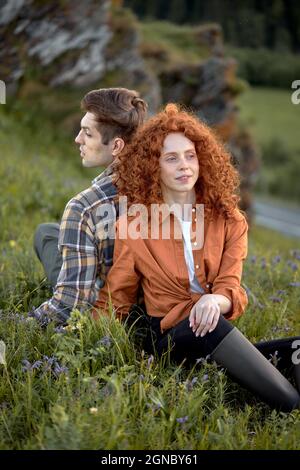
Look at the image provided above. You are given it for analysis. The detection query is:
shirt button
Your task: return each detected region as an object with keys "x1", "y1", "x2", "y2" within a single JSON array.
[
  {"x1": 206, "y1": 284, "x2": 210, "y2": 288},
  {"x1": 192, "y1": 208, "x2": 196, "y2": 213},
  {"x1": 194, "y1": 218, "x2": 197, "y2": 222},
  {"x1": 193, "y1": 242, "x2": 197, "y2": 246},
  {"x1": 195, "y1": 264, "x2": 199, "y2": 269}
]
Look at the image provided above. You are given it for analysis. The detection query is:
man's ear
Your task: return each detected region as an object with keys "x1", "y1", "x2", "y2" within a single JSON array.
[{"x1": 112, "y1": 137, "x2": 125, "y2": 156}]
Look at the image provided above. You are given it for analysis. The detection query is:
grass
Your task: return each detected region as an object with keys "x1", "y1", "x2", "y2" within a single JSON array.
[
  {"x1": 237, "y1": 86, "x2": 300, "y2": 153},
  {"x1": 237, "y1": 86, "x2": 300, "y2": 202},
  {"x1": 139, "y1": 20, "x2": 211, "y2": 70},
  {"x1": 1, "y1": 104, "x2": 300, "y2": 450}
]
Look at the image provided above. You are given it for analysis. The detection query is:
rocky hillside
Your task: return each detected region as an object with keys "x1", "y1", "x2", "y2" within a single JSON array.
[
  {"x1": 0, "y1": 0, "x2": 161, "y2": 111},
  {"x1": 0, "y1": 0, "x2": 259, "y2": 219}
]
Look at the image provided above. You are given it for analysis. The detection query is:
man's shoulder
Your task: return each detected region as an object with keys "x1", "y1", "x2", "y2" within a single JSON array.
[{"x1": 64, "y1": 174, "x2": 117, "y2": 218}]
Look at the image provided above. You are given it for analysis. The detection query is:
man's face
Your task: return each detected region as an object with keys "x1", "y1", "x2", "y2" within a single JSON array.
[{"x1": 75, "y1": 112, "x2": 114, "y2": 168}]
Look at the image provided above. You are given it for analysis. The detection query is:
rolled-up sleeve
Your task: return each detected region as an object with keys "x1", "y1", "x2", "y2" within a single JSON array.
[
  {"x1": 211, "y1": 212, "x2": 248, "y2": 320},
  {"x1": 94, "y1": 222, "x2": 141, "y2": 320}
]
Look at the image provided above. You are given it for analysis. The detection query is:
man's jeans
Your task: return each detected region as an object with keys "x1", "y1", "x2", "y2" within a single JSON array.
[{"x1": 33, "y1": 223, "x2": 62, "y2": 288}]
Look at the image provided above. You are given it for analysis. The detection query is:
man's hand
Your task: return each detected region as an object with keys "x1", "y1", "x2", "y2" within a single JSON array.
[{"x1": 189, "y1": 294, "x2": 221, "y2": 337}]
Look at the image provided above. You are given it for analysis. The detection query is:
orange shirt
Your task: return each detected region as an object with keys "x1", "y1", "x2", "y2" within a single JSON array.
[{"x1": 94, "y1": 206, "x2": 248, "y2": 332}]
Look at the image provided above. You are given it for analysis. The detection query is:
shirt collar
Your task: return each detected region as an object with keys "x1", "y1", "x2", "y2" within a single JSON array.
[
  {"x1": 92, "y1": 164, "x2": 115, "y2": 185},
  {"x1": 155, "y1": 203, "x2": 204, "y2": 225}
]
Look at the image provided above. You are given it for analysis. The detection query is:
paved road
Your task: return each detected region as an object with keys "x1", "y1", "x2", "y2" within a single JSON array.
[{"x1": 253, "y1": 199, "x2": 300, "y2": 238}]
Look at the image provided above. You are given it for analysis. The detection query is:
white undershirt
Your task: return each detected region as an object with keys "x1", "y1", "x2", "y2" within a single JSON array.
[{"x1": 178, "y1": 218, "x2": 205, "y2": 294}]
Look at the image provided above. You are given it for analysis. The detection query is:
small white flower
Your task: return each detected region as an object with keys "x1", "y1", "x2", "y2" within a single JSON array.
[
  {"x1": 89, "y1": 407, "x2": 98, "y2": 414},
  {"x1": 0, "y1": 341, "x2": 6, "y2": 365}
]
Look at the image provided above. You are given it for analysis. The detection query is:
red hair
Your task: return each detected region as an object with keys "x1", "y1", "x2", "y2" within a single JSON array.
[{"x1": 115, "y1": 104, "x2": 241, "y2": 219}]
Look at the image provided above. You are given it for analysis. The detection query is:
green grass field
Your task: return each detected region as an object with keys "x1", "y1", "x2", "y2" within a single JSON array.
[
  {"x1": 237, "y1": 86, "x2": 300, "y2": 152},
  {"x1": 237, "y1": 86, "x2": 300, "y2": 202},
  {"x1": 0, "y1": 105, "x2": 300, "y2": 450},
  {"x1": 139, "y1": 20, "x2": 211, "y2": 69}
]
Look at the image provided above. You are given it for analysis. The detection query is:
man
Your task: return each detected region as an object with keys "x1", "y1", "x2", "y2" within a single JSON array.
[{"x1": 32, "y1": 87, "x2": 147, "y2": 324}]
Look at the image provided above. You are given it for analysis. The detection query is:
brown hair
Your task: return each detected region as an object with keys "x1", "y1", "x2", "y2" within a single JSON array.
[
  {"x1": 116, "y1": 103, "x2": 241, "y2": 220},
  {"x1": 81, "y1": 87, "x2": 147, "y2": 144}
]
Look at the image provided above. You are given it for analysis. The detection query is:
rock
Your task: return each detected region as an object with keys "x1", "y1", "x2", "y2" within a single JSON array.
[
  {"x1": 194, "y1": 23, "x2": 224, "y2": 57},
  {"x1": 0, "y1": 0, "x2": 161, "y2": 112},
  {"x1": 0, "y1": 0, "x2": 28, "y2": 26}
]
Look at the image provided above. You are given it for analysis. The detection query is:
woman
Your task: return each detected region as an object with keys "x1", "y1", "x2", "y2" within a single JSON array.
[{"x1": 95, "y1": 104, "x2": 300, "y2": 412}]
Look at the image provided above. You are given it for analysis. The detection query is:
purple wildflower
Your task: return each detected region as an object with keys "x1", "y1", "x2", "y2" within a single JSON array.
[
  {"x1": 244, "y1": 286, "x2": 252, "y2": 296},
  {"x1": 149, "y1": 403, "x2": 162, "y2": 413},
  {"x1": 287, "y1": 260, "x2": 298, "y2": 271},
  {"x1": 196, "y1": 355, "x2": 210, "y2": 365},
  {"x1": 191, "y1": 376, "x2": 198, "y2": 386},
  {"x1": 28, "y1": 308, "x2": 51, "y2": 327},
  {"x1": 289, "y1": 282, "x2": 300, "y2": 287},
  {"x1": 261, "y1": 258, "x2": 267, "y2": 269},
  {"x1": 272, "y1": 255, "x2": 281, "y2": 265},
  {"x1": 22, "y1": 355, "x2": 68, "y2": 378},
  {"x1": 201, "y1": 373, "x2": 209, "y2": 383},
  {"x1": 53, "y1": 364, "x2": 69, "y2": 377},
  {"x1": 14, "y1": 313, "x2": 28, "y2": 323},
  {"x1": 250, "y1": 255, "x2": 257, "y2": 264},
  {"x1": 277, "y1": 290, "x2": 286, "y2": 295},
  {"x1": 147, "y1": 355, "x2": 154, "y2": 368},
  {"x1": 268, "y1": 296, "x2": 282, "y2": 303},
  {"x1": 196, "y1": 357, "x2": 205, "y2": 365},
  {"x1": 42, "y1": 355, "x2": 57, "y2": 370},
  {"x1": 54, "y1": 326, "x2": 66, "y2": 334},
  {"x1": 253, "y1": 298, "x2": 265, "y2": 309},
  {"x1": 176, "y1": 416, "x2": 188, "y2": 424},
  {"x1": 98, "y1": 336, "x2": 111, "y2": 348},
  {"x1": 271, "y1": 325, "x2": 285, "y2": 334},
  {"x1": 42, "y1": 355, "x2": 67, "y2": 376},
  {"x1": 22, "y1": 359, "x2": 43, "y2": 373},
  {"x1": 291, "y1": 250, "x2": 300, "y2": 261},
  {"x1": 185, "y1": 376, "x2": 198, "y2": 391}
]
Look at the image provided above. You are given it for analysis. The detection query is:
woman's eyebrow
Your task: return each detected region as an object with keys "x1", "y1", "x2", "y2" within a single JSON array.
[{"x1": 163, "y1": 148, "x2": 195, "y2": 155}]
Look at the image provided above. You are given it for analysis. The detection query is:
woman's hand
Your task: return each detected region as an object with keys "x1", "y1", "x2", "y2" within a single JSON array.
[{"x1": 189, "y1": 294, "x2": 221, "y2": 337}]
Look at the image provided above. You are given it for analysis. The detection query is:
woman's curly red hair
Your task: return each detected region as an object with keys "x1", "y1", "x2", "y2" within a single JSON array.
[{"x1": 115, "y1": 103, "x2": 241, "y2": 219}]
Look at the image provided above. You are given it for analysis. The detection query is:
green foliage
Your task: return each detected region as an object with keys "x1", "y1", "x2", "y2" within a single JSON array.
[
  {"x1": 0, "y1": 105, "x2": 300, "y2": 449},
  {"x1": 169, "y1": 0, "x2": 187, "y2": 25},
  {"x1": 228, "y1": 47, "x2": 300, "y2": 89},
  {"x1": 139, "y1": 20, "x2": 211, "y2": 69},
  {"x1": 237, "y1": 86, "x2": 300, "y2": 202},
  {"x1": 258, "y1": 140, "x2": 300, "y2": 200},
  {"x1": 139, "y1": 16, "x2": 300, "y2": 90},
  {"x1": 124, "y1": 0, "x2": 300, "y2": 54}
]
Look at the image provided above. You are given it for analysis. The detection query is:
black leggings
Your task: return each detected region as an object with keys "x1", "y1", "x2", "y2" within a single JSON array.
[
  {"x1": 145, "y1": 314, "x2": 300, "y2": 373},
  {"x1": 145, "y1": 314, "x2": 233, "y2": 364}
]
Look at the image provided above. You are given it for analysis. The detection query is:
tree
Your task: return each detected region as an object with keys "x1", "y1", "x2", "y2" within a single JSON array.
[{"x1": 169, "y1": 0, "x2": 187, "y2": 24}]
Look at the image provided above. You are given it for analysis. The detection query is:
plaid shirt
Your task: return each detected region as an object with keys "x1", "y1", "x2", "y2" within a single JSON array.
[{"x1": 33, "y1": 166, "x2": 118, "y2": 324}]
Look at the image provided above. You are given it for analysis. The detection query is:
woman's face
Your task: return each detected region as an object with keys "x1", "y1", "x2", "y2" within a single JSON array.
[{"x1": 159, "y1": 132, "x2": 199, "y2": 198}]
